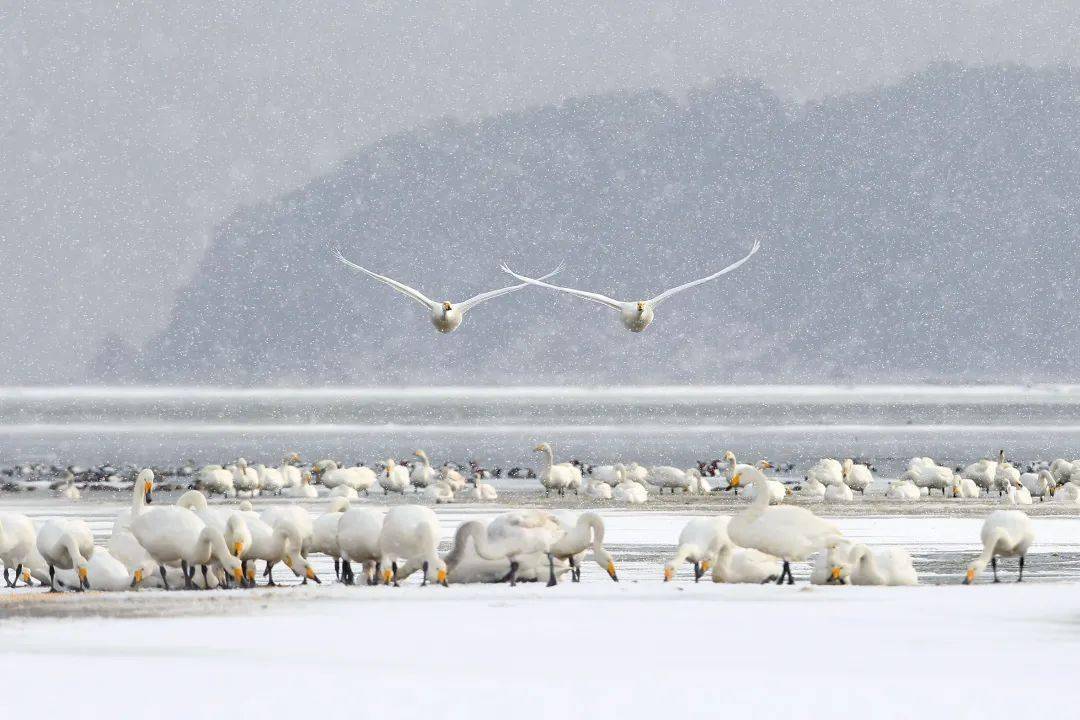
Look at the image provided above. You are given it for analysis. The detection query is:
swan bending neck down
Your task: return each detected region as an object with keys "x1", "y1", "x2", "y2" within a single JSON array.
[
  {"x1": 964, "y1": 510, "x2": 1034, "y2": 584},
  {"x1": 550, "y1": 513, "x2": 618, "y2": 583}
]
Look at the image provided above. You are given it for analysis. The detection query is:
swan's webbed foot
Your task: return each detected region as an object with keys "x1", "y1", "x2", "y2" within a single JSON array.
[{"x1": 499, "y1": 561, "x2": 520, "y2": 587}]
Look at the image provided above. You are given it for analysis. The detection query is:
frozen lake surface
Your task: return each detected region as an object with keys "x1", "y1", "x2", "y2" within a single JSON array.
[{"x1": 1, "y1": 496, "x2": 1079, "y2": 719}]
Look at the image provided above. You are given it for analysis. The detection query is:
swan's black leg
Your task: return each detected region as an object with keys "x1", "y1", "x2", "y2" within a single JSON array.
[
  {"x1": 48, "y1": 565, "x2": 57, "y2": 593},
  {"x1": 546, "y1": 554, "x2": 557, "y2": 587},
  {"x1": 266, "y1": 561, "x2": 276, "y2": 586},
  {"x1": 3, "y1": 567, "x2": 10, "y2": 588},
  {"x1": 160, "y1": 564, "x2": 169, "y2": 590},
  {"x1": 569, "y1": 556, "x2": 579, "y2": 583},
  {"x1": 422, "y1": 561, "x2": 429, "y2": 587},
  {"x1": 1018, "y1": 555, "x2": 1025, "y2": 582},
  {"x1": 372, "y1": 561, "x2": 380, "y2": 586},
  {"x1": 693, "y1": 561, "x2": 702, "y2": 583},
  {"x1": 391, "y1": 561, "x2": 399, "y2": 587},
  {"x1": 334, "y1": 557, "x2": 341, "y2": 581},
  {"x1": 342, "y1": 560, "x2": 353, "y2": 585},
  {"x1": 13, "y1": 564, "x2": 23, "y2": 588},
  {"x1": 201, "y1": 564, "x2": 209, "y2": 588},
  {"x1": 181, "y1": 560, "x2": 191, "y2": 589},
  {"x1": 775, "y1": 561, "x2": 786, "y2": 585},
  {"x1": 499, "y1": 560, "x2": 519, "y2": 586},
  {"x1": 992, "y1": 557, "x2": 999, "y2": 583}
]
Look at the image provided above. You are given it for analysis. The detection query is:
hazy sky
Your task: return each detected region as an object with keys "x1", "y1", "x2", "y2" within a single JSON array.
[{"x1": 2, "y1": 1, "x2": 1078, "y2": 382}]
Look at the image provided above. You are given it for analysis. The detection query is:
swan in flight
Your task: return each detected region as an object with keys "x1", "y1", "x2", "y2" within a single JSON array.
[
  {"x1": 500, "y1": 238, "x2": 759, "y2": 332},
  {"x1": 333, "y1": 249, "x2": 561, "y2": 333}
]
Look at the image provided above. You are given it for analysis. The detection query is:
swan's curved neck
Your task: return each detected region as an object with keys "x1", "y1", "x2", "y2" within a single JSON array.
[
  {"x1": 63, "y1": 533, "x2": 85, "y2": 567},
  {"x1": 979, "y1": 528, "x2": 1006, "y2": 564},
  {"x1": 417, "y1": 451, "x2": 430, "y2": 469},
  {"x1": 540, "y1": 446, "x2": 554, "y2": 468}
]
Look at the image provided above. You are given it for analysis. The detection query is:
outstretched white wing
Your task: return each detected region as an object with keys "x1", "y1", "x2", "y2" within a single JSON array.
[
  {"x1": 647, "y1": 238, "x2": 761, "y2": 306},
  {"x1": 456, "y1": 263, "x2": 565, "y2": 314},
  {"x1": 333, "y1": 249, "x2": 439, "y2": 311},
  {"x1": 499, "y1": 264, "x2": 626, "y2": 311}
]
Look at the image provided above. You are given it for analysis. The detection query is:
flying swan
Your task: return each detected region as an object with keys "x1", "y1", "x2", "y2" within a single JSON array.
[
  {"x1": 499, "y1": 238, "x2": 760, "y2": 332},
  {"x1": 333, "y1": 249, "x2": 561, "y2": 333}
]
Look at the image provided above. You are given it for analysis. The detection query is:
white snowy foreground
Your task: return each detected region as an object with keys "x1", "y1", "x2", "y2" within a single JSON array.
[{"x1": 2, "y1": 505, "x2": 1080, "y2": 718}]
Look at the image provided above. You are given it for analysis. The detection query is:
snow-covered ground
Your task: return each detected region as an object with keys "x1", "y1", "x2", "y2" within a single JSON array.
[{"x1": 2, "y1": 496, "x2": 1079, "y2": 718}]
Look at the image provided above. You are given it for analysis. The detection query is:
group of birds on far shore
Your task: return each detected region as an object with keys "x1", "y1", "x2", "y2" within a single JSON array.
[
  {"x1": 0, "y1": 463, "x2": 1035, "y2": 595},
  {"x1": 7, "y1": 447, "x2": 1080, "y2": 509},
  {"x1": 332, "y1": 239, "x2": 761, "y2": 333}
]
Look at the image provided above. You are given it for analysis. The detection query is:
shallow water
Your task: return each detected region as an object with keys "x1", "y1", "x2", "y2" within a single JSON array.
[{"x1": 4, "y1": 385, "x2": 1080, "y2": 473}]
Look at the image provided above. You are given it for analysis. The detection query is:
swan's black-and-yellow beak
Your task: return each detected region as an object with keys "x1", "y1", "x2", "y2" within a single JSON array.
[
  {"x1": 663, "y1": 566, "x2": 674, "y2": 582},
  {"x1": 963, "y1": 568, "x2": 975, "y2": 585},
  {"x1": 144, "y1": 480, "x2": 153, "y2": 504},
  {"x1": 636, "y1": 301, "x2": 645, "y2": 313},
  {"x1": 79, "y1": 566, "x2": 89, "y2": 589},
  {"x1": 437, "y1": 568, "x2": 448, "y2": 587},
  {"x1": 383, "y1": 568, "x2": 394, "y2": 585},
  {"x1": 730, "y1": 474, "x2": 741, "y2": 488},
  {"x1": 22, "y1": 569, "x2": 32, "y2": 585},
  {"x1": 233, "y1": 542, "x2": 244, "y2": 557},
  {"x1": 132, "y1": 569, "x2": 144, "y2": 588},
  {"x1": 607, "y1": 561, "x2": 618, "y2": 582},
  {"x1": 442, "y1": 301, "x2": 452, "y2": 311},
  {"x1": 306, "y1": 566, "x2": 321, "y2": 584},
  {"x1": 829, "y1": 567, "x2": 842, "y2": 583}
]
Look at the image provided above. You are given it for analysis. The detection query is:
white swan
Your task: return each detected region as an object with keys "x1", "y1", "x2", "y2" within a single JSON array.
[
  {"x1": 55, "y1": 548, "x2": 140, "y2": 592},
  {"x1": 36, "y1": 518, "x2": 95, "y2": 591},
  {"x1": 964, "y1": 510, "x2": 1034, "y2": 584},
  {"x1": 500, "y1": 239, "x2": 760, "y2": 332},
  {"x1": 711, "y1": 543, "x2": 782, "y2": 584},
  {"x1": 534, "y1": 442, "x2": 580, "y2": 497},
  {"x1": 663, "y1": 517, "x2": 728, "y2": 582},
  {"x1": 131, "y1": 506, "x2": 244, "y2": 589},
  {"x1": 330, "y1": 485, "x2": 359, "y2": 499},
  {"x1": 1054, "y1": 482, "x2": 1080, "y2": 505},
  {"x1": 228, "y1": 458, "x2": 260, "y2": 497},
  {"x1": 378, "y1": 505, "x2": 447, "y2": 586},
  {"x1": 886, "y1": 478, "x2": 922, "y2": 500},
  {"x1": 241, "y1": 513, "x2": 320, "y2": 586},
  {"x1": 457, "y1": 510, "x2": 564, "y2": 586},
  {"x1": 334, "y1": 248, "x2": 561, "y2": 333},
  {"x1": 410, "y1": 450, "x2": 438, "y2": 490},
  {"x1": 0, "y1": 512, "x2": 37, "y2": 587},
  {"x1": 442, "y1": 465, "x2": 468, "y2": 492},
  {"x1": 380, "y1": 459, "x2": 409, "y2": 495},
  {"x1": 255, "y1": 464, "x2": 285, "y2": 495},
  {"x1": 613, "y1": 474, "x2": 648, "y2": 504},
  {"x1": 1003, "y1": 477, "x2": 1033, "y2": 506},
  {"x1": 443, "y1": 522, "x2": 571, "y2": 584},
  {"x1": 260, "y1": 505, "x2": 315, "y2": 552},
  {"x1": 177, "y1": 490, "x2": 253, "y2": 582},
  {"x1": 1049, "y1": 458, "x2": 1074, "y2": 485},
  {"x1": 648, "y1": 466, "x2": 694, "y2": 494},
  {"x1": 423, "y1": 480, "x2": 456, "y2": 504},
  {"x1": 730, "y1": 466, "x2": 788, "y2": 505},
  {"x1": 903, "y1": 457, "x2": 952, "y2": 496},
  {"x1": 841, "y1": 459, "x2": 873, "y2": 494},
  {"x1": 336, "y1": 507, "x2": 386, "y2": 585},
  {"x1": 310, "y1": 498, "x2": 350, "y2": 580},
  {"x1": 196, "y1": 464, "x2": 234, "y2": 498},
  {"x1": 799, "y1": 475, "x2": 828, "y2": 498},
  {"x1": 468, "y1": 477, "x2": 498, "y2": 501},
  {"x1": 827, "y1": 543, "x2": 918, "y2": 586},
  {"x1": 583, "y1": 480, "x2": 613, "y2": 500},
  {"x1": 727, "y1": 474, "x2": 843, "y2": 584},
  {"x1": 1020, "y1": 470, "x2": 1054, "y2": 502},
  {"x1": 993, "y1": 451, "x2": 1021, "y2": 496},
  {"x1": 806, "y1": 458, "x2": 843, "y2": 488},
  {"x1": 549, "y1": 512, "x2": 618, "y2": 583},
  {"x1": 960, "y1": 458, "x2": 997, "y2": 494},
  {"x1": 947, "y1": 473, "x2": 978, "y2": 499},
  {"x1": 284, "y1": 471, "x2": 320, "y2": 498},
  {"x1": 823, "y1": 474, "x2": 854, "y2": 502},
  {"x1": 590, "y1": 464, "x2": 625, "y2": 485},
  {"x1": 280, "y1": 454, "x2": 303, "y2": 488}
]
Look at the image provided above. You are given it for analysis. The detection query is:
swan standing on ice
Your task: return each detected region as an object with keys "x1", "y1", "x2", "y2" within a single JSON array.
[
  {"x1": 379, "y1": 505, "x2": 448, "y2": 586},
  {"x1": 131, "y1": 506, "x2": 245, "y2": 589},
  {"x1": 1020, "y1": 470, "x2": 1055, "y2": 502},
  {"x1": 310, "y1": 497, "x2": 350, "y2": 581},
  {"x1": 961, "y1": 457, "x2": 998, "y2": 495},
  {"x1": 648, "y1": 466, "x2": 695, "y2": 494},
  {"x1": 711, "y1": 543, "x2": 782, "y2": 584},
  {"x1": 410, "y1": 450, "x2": 438, "y2": 491},
  {"x1": 963, "y1": 510, "x2": 1034, "y2": 584},
  {"x1": 727, "y1": 475, "x2": 843, "y2": 585},
  {"x1": 380, "y1": 459, "x2": 410, "y2": 495},
  {"x1": 1049, "y1": 458, "x2": 1074, "y2": 486},
  {"x1": 903, "y1": 457, "x2": 952, "y2": 496},
  {"x1": 613, "y1": 469, "x2": 649, "y2": 504},
  {"x1": 55, "y1": 549, "x2": 142, "y2": 592},
  {"x1": 841, "y1": 459, "x2": 873, "y2": 494},
  {"x1": 334, "y1": 248, "x2": 560, "y2": 333},
  {"x1": 336, "y1": 508, "x2": 385, "y2": 585},
  {"x1": 456, "y1": 510, "x2": 564, "y2": 586},
  {"x1": 198, "y1": 464, "x2": 235, "y2": 497},
  {"x1": 549, "y1": 512, "x2": 618, "y2": 583},
  {"x1": 806, "y1": 458, "x2": 843, "y2": 489},
  {"x1": 534, "y1": 442, "x2": 581, "y2": 497},
  {"x1": 242, "y1": 514, "x2": 320, "y2": 586},
  {"x1": 255, "y1": 464, "x2": 285, "y2": 495},
  {"x1": 0, "y1": 512, "x2": 37, "y2": 587},
  {"x1": 443, "y1": 522, "x2": 571, "y2": 584},
  {"x1": 886, "y1": 478, "x2": 922, "y2": 500},
  {"x1": 1054, "y1": 482, "x2": 1080, "y2": 505},
  {"x1": 423, "y1": 480, "x2": 456, "y2": 504},
  {"x1": 664, "y1": 517, "x2": 729, "y2": 582},
  {"x1": 36, "y1": 519, "x2": 95, "y2": 591},
  {"x1": 993, "y1": 451, "x2": 1021, "y2": 496},
  {"x1": 1003, "y1": 478, "x2": 1033, "y2": 506},
  {"x1": 500, "y1": 239, "x2": 760, "y2": 332}
]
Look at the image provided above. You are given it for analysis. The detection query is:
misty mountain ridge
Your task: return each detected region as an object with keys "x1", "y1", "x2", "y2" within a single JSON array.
[{"x1": 128, "y1": 63, "x2": 1080, "y2": 386}]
